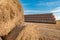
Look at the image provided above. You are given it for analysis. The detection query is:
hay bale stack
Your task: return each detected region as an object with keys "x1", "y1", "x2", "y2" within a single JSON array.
[{"x1": 0, "y1": 0, "x2": 24, "y2": 36}]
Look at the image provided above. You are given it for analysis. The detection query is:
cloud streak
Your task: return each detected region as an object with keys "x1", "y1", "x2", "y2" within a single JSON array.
[
  {"x1": 24, "y1": 10, "x2": 41, "y2": 14},
  {"x1": 37, "y1": 1, "x2": 60, "y2": 6},
  {"x1": 24, "y1": 10, "x2": 40, "y2": 13},
  {"x1": 24, "y1": 10, "x2": 49, "y2": 14},
  {"x1": 50, "y1": 7, "x2": 60, "y2": 20},
  {"x1": 50, "y1": 7, "x2": 60, "y2": 13}
]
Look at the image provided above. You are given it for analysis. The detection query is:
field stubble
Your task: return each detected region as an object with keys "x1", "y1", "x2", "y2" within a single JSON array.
[{"x1": 15, "y1": 21, "x2": 60, "y2": 40}]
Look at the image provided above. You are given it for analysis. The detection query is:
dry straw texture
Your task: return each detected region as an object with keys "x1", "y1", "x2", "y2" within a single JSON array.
[
  {"x1": 16, "y1": 23, "x2": 40, "y2": 40},
  {"x1": 15, "y1": 21, "x2": 60, "y2": 40},
  {"x1": 0, "y1": 0, "x2": 24, "y2": 36}
]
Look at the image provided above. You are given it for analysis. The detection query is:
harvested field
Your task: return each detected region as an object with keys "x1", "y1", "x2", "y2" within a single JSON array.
[
  {"x1": 1, "y1": 21, "x2": 60, "y2": 40},
  {"x1": 24, "y1": 21, "x2": 60, "y2": 30},
  {"x1": 15, "y1": 21, "x2": 60, "y2": 40}
]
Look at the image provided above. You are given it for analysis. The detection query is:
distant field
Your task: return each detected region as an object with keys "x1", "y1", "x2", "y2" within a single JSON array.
[
  {"x1": 16, "y1": 21, "x2": 60, "y2": 40},
  {"x1": 25, "y1": 20, "x2": 60, "y2": 30}
]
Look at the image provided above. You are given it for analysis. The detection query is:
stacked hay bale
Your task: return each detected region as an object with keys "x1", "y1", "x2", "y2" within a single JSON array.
[
  {"x1": 0, "y1": 0, "x2": 24, "y2": 37},
  {"x1": 24, "y1": 13, "x2": 56, "y2": 24}
]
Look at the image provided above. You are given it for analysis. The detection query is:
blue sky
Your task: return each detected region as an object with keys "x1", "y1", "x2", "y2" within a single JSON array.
[{"x1": 20, "y1": 0, "x2": 60, "y2": 20}]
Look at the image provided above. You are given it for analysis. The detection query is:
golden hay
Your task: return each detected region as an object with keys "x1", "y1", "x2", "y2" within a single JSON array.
[
  {"x1": 15, "y1": 21, "x2": 60, "y2": 40},
  {"x1": 16, "y1": 24, "x2": 40, "y2": 40},
  {"x1": 0, "y1": 0, "x2": 24, "y2": 36}
]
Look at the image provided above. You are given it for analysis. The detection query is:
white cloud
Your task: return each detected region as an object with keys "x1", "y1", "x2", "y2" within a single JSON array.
[
  {"x1": 37, "y1": 1, "x2": 60, "y2": 6},
  {"x1": 24, "y1": 10, "x2": 49, "y2": 14},
  {"x1": 24, "y1": 10, "x2": 40, "y2": 13},
  {"x1": 24, "y1": 10, "x2": 41, "y2": 15},
  {"x1": 50, "y1": 7, "x2": 60, "y2": 20},
  {"x1": 55, "y1": 16, "x2": 60, "y2": 20},
  {"x1": 50, "y1": 7, "x2": 60, "y2": 13}
]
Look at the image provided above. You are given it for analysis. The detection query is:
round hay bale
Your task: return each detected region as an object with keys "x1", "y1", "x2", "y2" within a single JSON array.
[{"x1": 0, "y1": 0, "x2": 24, "y2": 36}]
